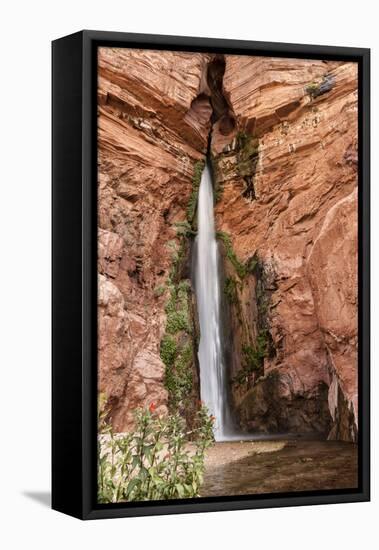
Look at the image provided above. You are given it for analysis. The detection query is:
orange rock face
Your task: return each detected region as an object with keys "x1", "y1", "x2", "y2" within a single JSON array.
[
  {"x1": 214, "y1": 56, "x2": 358, "y2": 440},
  {"x1": 307, "y1": 189, "x2": 358, "y2": 439},
  {"x1": 97, "y1": 48, "x2": 210, "y2": 431},
  {"x1": 97, "y1": 48, "x2": 358, "y2": 441}
]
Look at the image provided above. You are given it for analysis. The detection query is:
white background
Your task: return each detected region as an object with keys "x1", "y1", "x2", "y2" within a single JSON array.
[{"x1": 0, "y1": 0, "x2": 376, "y2": 548}]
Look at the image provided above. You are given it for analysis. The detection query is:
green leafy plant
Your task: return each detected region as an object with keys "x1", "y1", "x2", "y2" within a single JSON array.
[
  {"x1": 224, "y1": 276, "x2": 239, "y2": 304},
  {"x1": 160, "y1": 335, "x2": 177, "y2": 368},
  {"x1": 161, "y1": 222, "x2": 197, "y2": 413},
  {"x1": 305, "y1": 82, "x2": 320, "y2": 98},
  {"x1": 173, "y1": 220, "x2": 197, "y2": 238},
  {"x1": 305, "y1": 75, "x2": 334, "y2": 99},
  {"x1": 164, "y1": 284, "x2": 191, "y2": 335},
  {"x1": 166, "y1": 310, "x2": 190, "y2": 334},
  {"x1": 158, "y1": 161, "x2": 204, "y2": 415},
  {"x1": 164, "y1": 342, "x2": 193, "y2": 406},
  {"x1": 233, "y1": 330, "x2": 268, "y2": 386},
  {"x1": 160, "y1": 280, "x2": 195, "y2": 410},
  {"x1": 98, "y1": 402, "x2": 214, "y2": 503}
]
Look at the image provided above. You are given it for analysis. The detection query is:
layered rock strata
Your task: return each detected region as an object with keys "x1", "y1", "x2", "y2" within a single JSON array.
[
  {"x1": 97, "y1": 48, "x2": 211, "y2": 430},
  {"x1": 97, "y1": 48, "x2": 358, "y2": 441},
  {"x1": 213, "y1": 57, "x2": 358, "y2": 440}
]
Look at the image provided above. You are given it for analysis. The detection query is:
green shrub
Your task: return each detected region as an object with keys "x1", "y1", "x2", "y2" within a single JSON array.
[
  {"x1": 173, "y1": 220, "x2": 197, "y2": 238},
  {"x1": 305, "y1": 82, "x2": 320, "y2": 98},
  {"x1": 164, "y1": 284, "x2": 177, "y2": 313},
  {"x1": 233, "y1": 330, "x2": 268, "y2": 386},
  {"x1": 224, "y1": 276, "x2": 239, "y2": 304},
  {"x1": 166, "y1": 310, "x2": 190, "y2": 334},
  {"x1": 164, "y1": 284, "x2": 191, "y2": 335},
  {"x1": 177, "y1": 280, "x2": 191, "y2": 292},
  {"x1": 305, "y1": 75, "x2": 334, "y2": 99},
  {"x1": 161, "y1": 157, "x2": 205, "y2": 412},
  {"x1": 164, "y1": 343, "x2": 193, "y2": 406},
  {"x1": 160, "y1": 335, "x2": 177, "y2": 368},
  {"x1": 160, "y1": 280, "x2": 195, "y2": 410},
  {"x1": 98, "y1": 404, "x2": 214, "y2": 503}
]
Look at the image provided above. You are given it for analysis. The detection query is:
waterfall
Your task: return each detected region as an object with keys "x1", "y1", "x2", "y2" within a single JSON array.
[{"x1": 195, "y1": 164, "x2": 232, "y2": 441}]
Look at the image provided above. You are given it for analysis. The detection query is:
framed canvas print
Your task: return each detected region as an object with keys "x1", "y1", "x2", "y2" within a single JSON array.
[{"x1": 52, "y1": 30, "x2": 370, "y2": 520}]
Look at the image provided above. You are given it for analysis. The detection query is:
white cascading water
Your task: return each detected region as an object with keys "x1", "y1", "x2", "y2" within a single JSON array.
[{"x1": 195, "y1": 164, "x2": 231, "y2": 441}]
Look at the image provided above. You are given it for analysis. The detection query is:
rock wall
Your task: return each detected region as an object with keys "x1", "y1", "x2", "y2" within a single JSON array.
[
  {"x1": 97, "y1": 48, "x2": 358, "y2": 441},
  {"x1": 212, "y1": 56, "x2": 358, "y2": 440},
  {"x1": 97, "y1": 48, "x2": 211, "y2": 431}
]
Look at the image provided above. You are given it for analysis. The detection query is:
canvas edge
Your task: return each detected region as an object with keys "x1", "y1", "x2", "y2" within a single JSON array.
[{"x1": 52, "y1": 30, "x2": 370, "y2": 520}]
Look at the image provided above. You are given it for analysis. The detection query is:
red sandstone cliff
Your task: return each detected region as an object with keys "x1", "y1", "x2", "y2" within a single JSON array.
[
  {"x1": 97, "y1": 48, "x2": 210, "y2": 430},
  {"x1": 213, "y1": 56, "x2": 358, "y2": 440},
  {"x1": 97, "y1": 48, "x2": 358, "y2": 441}
]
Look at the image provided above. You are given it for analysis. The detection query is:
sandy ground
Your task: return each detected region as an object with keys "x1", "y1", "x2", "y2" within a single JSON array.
[
  {"x1": 201, "y1": 439, "x2": 358, "y2": 497},
  {"x1": 204, "y1": 440, "x2": 287, "y2": 467}
]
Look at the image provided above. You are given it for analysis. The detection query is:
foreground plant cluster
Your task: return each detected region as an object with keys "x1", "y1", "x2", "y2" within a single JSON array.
[{"x1": 98, "y1": 398, "x2": 214, "y2": 503}]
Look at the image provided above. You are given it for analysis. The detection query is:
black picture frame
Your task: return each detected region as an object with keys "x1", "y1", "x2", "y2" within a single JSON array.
[{"x1": 52, "y1": 30, "x2": 370, "y2": 520}]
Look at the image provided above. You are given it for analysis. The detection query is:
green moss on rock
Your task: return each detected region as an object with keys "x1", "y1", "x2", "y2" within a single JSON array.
[
  {"x1": 224, "y1": 276, "x2": 239, "y2": 304},
  {"x1": 160, "y1": 335, "x2": 177, "y2": 369},
  {"x1": 305, "y1": 75, "x2": 335, "y2": 99},
  {"x1": 173, "y1": 220, "x2": 197, "y2": 238},
  {"x1": 161, "y1": 281, "x2": 195, "y2": 411},
  {"x1": 161, "y1": 158, "x2": 205, "y2": 411},
  {"x1": 216, "y1": 231, "x2": 256, "y2": 280},
  {"x1": 232, "y1": 330, "x2": 268, "y2": 386}
]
